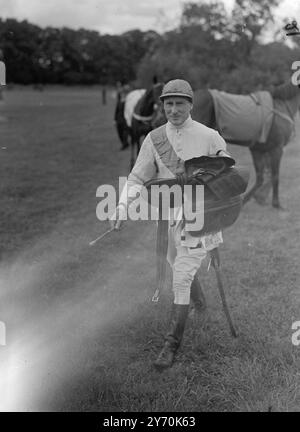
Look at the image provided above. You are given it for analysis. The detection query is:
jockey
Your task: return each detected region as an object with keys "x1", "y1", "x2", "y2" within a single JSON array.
[{"x1": 110, "y1": 79, "x2": 230, "y2": 370}]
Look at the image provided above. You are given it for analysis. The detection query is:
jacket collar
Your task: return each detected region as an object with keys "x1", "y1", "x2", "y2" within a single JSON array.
[{"x1": 167, "y1": 115, "x2": 193, "y2": 131}]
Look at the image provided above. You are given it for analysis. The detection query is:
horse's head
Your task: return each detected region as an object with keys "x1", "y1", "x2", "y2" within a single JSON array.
[
  {"x1": 151, "y1": 102, "x2": 167, "y2": 128},
  {"x1": 137, "y1": 82, "x2": 164, "y2": 117},
  {"x1": 146, "y1": 82, "x2": 165, "y2": 128},
  {"x1": 152, "y1": 82, "x2": 164, "y2": 104}
]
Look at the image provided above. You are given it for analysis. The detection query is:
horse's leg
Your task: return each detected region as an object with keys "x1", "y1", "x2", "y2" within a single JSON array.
[
  {"x1": 115, "y1": 121, "x2": 125, "y2": 150},
  {"x1": 243, "y1": 149, "x2": 265, "y2": 204},
  {"x1": 119, "y1": 123, "x2": 130, "y2": 150},
  {"x1": 253, "y1": 153, "x2": 272, "y2": 204},
  {"x1": 121, "y1": 124, "x2": 130, "y2": 150},
  {"x1": 269, "y1": 146, "x2": 284, "y2": 209}
]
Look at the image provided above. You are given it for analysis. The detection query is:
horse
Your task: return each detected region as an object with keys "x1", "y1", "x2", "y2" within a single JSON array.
[
  {"x1": 114, "y1": 83, "x2": 164, "y2": 167},
  {"x1": 129, "y1": 82, "x2": 164, "y2": 169},
  {"x1": 152, "y1": 82, "x2": 300, "y2": 209},
  {"x1": 125, "y1": 82, "x2": 164, "y2": 169}
]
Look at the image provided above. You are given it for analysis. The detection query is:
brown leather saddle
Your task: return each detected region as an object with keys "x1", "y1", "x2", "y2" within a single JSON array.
[{"x1": 145, "y1": 155, "x2": 249, "y2": 236}]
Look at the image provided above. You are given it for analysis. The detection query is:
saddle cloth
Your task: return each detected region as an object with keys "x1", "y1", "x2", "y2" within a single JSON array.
[
  {"x1": 208, "y1": 89, "x2": 274, "y2": 144},
  {"x1": 124, "y1": 89, "x2": 145, "y2": 127}
]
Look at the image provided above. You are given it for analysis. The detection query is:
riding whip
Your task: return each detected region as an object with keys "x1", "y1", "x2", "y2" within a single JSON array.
[{"x1": 89, "y1": 227, "x2": 115, "y2": 246}]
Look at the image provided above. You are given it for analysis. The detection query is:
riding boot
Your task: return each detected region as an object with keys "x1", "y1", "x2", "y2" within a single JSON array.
[
  {"x1": 153, "y1": 304, "x2": 189, "y2": 370},
  {"x1": 190, "y1": 276, "x2": 206, "y2": 312}
]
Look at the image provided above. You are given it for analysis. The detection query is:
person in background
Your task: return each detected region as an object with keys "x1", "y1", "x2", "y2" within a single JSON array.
[{"x1": 114, "y1": 82, "x2": 131, "y2": 150}]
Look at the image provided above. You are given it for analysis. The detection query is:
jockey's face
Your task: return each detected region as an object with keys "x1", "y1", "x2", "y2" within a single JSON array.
[{"x1": 163, "y1": 96, "x2": 193, "y2": 126}]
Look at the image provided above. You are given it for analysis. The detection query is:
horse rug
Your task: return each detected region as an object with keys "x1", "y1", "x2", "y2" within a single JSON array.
[
  {"x1": 124, "y1": 89, "x2": 146, "y2": 127},
  {"x1": 208, "y1": 89, "x2": 274, "y2": 144}
]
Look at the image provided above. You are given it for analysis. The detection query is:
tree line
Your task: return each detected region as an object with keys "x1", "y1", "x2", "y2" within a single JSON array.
[
  {"x1": 0, "y1": 18, "x2": 161, "y2": 85},
  {"x1": 1, "y1": 0, "x2": 300, "y2": 92},
  {"x1": 137, "y1": 0, "x2": 300, "y2": 92}
]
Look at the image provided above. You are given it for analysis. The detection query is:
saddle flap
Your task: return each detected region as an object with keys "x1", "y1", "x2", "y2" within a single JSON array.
[{"x1": 204, "y1": 166, "x2": 249, "y2": 200}]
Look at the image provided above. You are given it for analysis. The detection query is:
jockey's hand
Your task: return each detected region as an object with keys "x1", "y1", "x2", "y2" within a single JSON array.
[{"x1": 109, "y1": 204, "x2": 127, "y2": 231}]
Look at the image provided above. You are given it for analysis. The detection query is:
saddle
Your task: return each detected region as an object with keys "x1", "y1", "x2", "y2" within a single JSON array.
[{"x1": 145, "y1": 155, "x2": 249, "y2": 237}]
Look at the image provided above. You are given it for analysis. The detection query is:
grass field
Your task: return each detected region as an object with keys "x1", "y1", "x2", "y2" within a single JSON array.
[{"x1": 0, "y1": 86, "x2": 300, "y2": 412}]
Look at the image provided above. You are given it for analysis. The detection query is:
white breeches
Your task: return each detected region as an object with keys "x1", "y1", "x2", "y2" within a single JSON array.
[{"x1": 167, "y1": 226, "x2": 207, "y2": 305}]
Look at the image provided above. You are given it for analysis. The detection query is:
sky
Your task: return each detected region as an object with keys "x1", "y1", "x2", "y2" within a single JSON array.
[{"x1": 0, "y1": 0, "x2": 299, "y2": 35}]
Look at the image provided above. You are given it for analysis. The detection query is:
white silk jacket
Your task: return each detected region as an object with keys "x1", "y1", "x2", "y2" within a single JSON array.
[{"x1": 118, "y1": 115, "x2": 230, "y2": 249}]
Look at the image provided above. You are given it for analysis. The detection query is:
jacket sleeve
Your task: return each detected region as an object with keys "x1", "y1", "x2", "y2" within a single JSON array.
[
  {"x1": 118, "y1": 134, "x2": 157, "y2": 209},
  {"x1": 210, "y1": 130, "x2": 231, "y2": 157}
]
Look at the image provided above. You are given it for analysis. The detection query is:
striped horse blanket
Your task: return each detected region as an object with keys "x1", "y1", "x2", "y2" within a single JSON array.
[{"x1": 208, "y1": 89, "x2": 274, "y2": 145}]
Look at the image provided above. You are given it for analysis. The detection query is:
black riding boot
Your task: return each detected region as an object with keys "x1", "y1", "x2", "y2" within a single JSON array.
[
  {"x1": 153, "y1": 304, "x2": 189, "y2": 370},
  {"x1": 190, "y1": 275, "x2": 206, "y2": 312}
]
